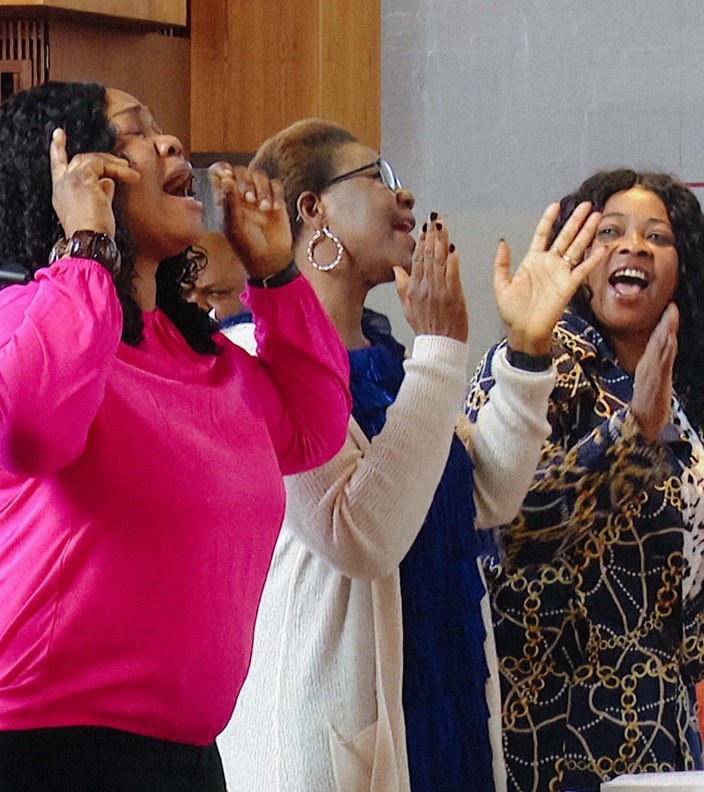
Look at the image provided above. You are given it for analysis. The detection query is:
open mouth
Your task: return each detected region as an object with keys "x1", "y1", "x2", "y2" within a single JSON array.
[
  {"x1": 163, "y1": 170, "x2": 195, "y2": 198},
  {"x1": 609, "y1": 266, "x2": 649, "y2": 296}
]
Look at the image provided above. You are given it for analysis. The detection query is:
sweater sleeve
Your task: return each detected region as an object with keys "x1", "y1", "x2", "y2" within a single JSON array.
[
  {"x1": 282, "y1": 335, "x2": 469, "y2": 579},
  {"x1": 0, "y1": 258, "x2": 122, "y2": 475},
  {"x1": 456, "y1": 346, "x2": 555, "y2": 528},
  {"x1": 242, "y1": 274, "x2": 351, "y2": 475}
]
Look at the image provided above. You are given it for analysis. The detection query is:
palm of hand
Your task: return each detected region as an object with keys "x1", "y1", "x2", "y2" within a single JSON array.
[
  {"x1": 494, "y1": 201, "x2": 606, "y2": 353},
  {"x1": 226, "y1": 200, "x2": 292, "y2": 271},
  {"x1": 631, "y1": 303, "x2": 678, "y2": 441},
  {"x1": 497, "y1": 250, "x2": 575, "y2": 342}
]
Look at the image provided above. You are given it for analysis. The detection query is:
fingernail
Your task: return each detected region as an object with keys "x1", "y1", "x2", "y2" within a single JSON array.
[
  {"x1": 422, "y1": 222, "x2": 427, "y2": 233},
  {"x1": 435, "y1": 223, "x2": 443, "y2": 231},
  {"x1": 449, "y1": 244, "x2": 455, "y2": 253},
  {"x1": 430, "y1": 211, "x2": 438, "y2": 221}
]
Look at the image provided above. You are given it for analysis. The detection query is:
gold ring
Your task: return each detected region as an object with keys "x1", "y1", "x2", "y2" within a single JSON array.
[{"x1": 562, "y1": 252, "x2": 578, "y2": 267}]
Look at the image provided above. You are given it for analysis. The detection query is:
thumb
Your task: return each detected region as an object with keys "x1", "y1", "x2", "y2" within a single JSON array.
[
  {"x1": 49, "y1": 128, "x2": 68, "y2": 187},
  {"x1": 99, "y1": 176, "x2": 116, "y2": 204},
  {"x1": 493, "y1": 239, "x2": 511, "y2": 297},
  {"x1": 394, "y1": 266, "x2": 410, "y2": 306},
  {"x1": 660, "y1": 301, "x2": 680, "y2": 333}
]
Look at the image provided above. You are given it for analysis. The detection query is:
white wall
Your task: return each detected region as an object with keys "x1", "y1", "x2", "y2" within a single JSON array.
[{"x1": 373, "y1": 0, "x2": 704, "y2": 368}]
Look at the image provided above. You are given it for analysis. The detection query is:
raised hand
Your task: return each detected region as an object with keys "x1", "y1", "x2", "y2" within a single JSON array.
[
  {"x1": 208, "y1": 163, "x2": 292, "y2": 280},
  {"x1": 49, "y1": 128, "x2": 139, "y2": 238},
  {"x1": 394, "y1": 214, "x2": 468, "y2": 342},
  {"x1": 631, "y1": 302, "x2": 678, "y2": 442},
  {"x1": 495, "y1": 201, "x2": 607, "y2": 354}
]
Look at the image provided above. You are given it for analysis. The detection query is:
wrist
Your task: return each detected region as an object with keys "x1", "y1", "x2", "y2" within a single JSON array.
[
  {"x1": 247, "y1": 260, "x2": 300, "y2": 288},
  {"x1": 49, "y1": 230, "x2": 121, "y2": 278},
  {"x1": 505, "y1": 345, "x2": 553, "y2": 372}
]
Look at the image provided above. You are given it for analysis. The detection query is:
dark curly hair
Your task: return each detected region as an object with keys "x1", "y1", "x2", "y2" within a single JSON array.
[
  {"x1": 249, "y1": 119, "x2": 357, "y2": 240},
  {"x1": 0, "y1": 81, "x2": 218, "y2": 354},
  {"x1": 553, "y1": 169, "x2": 704, "y2": 430}
]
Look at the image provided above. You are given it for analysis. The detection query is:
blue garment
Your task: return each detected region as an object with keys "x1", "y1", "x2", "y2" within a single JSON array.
[
  {"x1": 352, "y1": 309, "x2": 495, "y2": 792},
  {"x1": 218, "y1": 310, "x2": 251, "y2": 331}
]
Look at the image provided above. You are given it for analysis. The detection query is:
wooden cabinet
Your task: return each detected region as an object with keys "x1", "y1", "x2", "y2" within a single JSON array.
[
  {"x1": 0, "y1": 0, "x2": 186, "y2": 26},
  {"x1": 0, "y1": 0, "x2": 381, "y2": 158},
  {"x1": 190, "y1": 0, "x2": 380, "y2": 157},
  {"x1": 0, "y1": 10, "x2": 189, "y2": 149}
]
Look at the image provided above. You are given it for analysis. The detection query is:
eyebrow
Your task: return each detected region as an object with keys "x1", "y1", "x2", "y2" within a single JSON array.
[
  {"x1": 600, "y1": 211, "x2": 672, "y2": 225},
  {"x1": 108, "y1": 105, "x2": 152, "y2": 123}
]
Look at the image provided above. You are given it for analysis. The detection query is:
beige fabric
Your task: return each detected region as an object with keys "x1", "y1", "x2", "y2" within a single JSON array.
[{"x1": 218, "y1": 335, "x2": 554, "y2": 791}]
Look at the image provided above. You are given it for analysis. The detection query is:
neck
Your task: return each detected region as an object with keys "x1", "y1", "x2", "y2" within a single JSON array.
[
  {"x1": 322, "y1": 292, "x2": 369, "y2": 350},
  {"x1": 608, "y1": 331, "x2": 649, "y2": 375},
  {"x1": 132, "y1": 257, "x2": 160, "y2": 312},
  {"x1": 295, "y1": 247, "x2": 370, "y2": 350}
]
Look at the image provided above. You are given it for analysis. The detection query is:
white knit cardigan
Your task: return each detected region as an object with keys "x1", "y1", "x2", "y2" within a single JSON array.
[{"x1": 218, "y1": 334, "x2": 555, "y2": 792}]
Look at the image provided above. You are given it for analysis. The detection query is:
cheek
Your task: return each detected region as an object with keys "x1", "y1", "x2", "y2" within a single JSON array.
[
  {"x1": 112, "y1": 180, "x2": 130, "y2": 210},
  {"x1": 113, "y1": 178, "x2": 147, "y2": 223},
  {"x1": 663, "y1": 257, "x2": 679, "y2": 299},
  {"x1": 585, "y1": 265, "x2": 607, "y2": 299}
]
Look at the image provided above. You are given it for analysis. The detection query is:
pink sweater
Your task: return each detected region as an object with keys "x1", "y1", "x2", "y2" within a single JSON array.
[{"x1": 0, "y1": 258, "x2": 350, "y2": 746}]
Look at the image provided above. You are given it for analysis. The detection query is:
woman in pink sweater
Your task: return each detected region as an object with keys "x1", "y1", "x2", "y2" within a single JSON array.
[{"x1": 0, "y1": 82, "x2": 350, "y2": 791}]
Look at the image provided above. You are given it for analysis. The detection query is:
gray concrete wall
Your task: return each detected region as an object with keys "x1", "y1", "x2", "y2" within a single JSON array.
[{"x1": 372, "y1": 0, "x2": 704, "y2": 369}]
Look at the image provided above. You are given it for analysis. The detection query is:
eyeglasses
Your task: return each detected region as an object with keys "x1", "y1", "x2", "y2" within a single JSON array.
[{"x1": 325, "y1": 158, "x2": 403, "y2": 192}]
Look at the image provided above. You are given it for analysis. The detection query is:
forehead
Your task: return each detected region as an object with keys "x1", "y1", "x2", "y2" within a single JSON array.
[
  {"x1": 194, "y1": 236, "x2": 242, "y2": 277},
  {"x1": 332, "y1": 141, "x2": 379, "y2": 171},
  {"x1": 195, "y1": 234, "x2": 242, "y2": 263},
  {"x1": 194, "y1": 265, "x2": 235, "y2": 288},
  {"x1": 602, "y1": 187, "x2": 671, "y2": 223},
  {"x1": 104, "y1": 87, "x2": 147, "y2": 122}
]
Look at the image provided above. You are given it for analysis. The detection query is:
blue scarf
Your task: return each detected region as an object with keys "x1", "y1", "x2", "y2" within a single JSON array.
[{"x1": 352, "y1": 309, "x2": 494, "y2": 792}]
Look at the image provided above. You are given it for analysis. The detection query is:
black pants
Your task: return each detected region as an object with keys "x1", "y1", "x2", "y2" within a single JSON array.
[{"x1": 0, "y1": 726, "x2": 227, "y2": 792}]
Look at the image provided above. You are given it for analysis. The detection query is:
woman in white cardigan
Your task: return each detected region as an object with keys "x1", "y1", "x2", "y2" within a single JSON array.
[{"x1": 218, "y1": 120, "x2": 606, "y2": 791}]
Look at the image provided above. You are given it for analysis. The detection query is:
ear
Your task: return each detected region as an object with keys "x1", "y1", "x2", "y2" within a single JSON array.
[{"x1": 296, "y1": 190, "x2": 326, "y2": 229}]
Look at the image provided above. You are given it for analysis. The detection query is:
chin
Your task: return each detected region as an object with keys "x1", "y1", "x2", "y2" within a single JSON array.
[
  {"x1": 171, "y1": 223, "x2": 203, "y2": 256},
  {"x1": 383, "y1": 268, "x2": 407, "y2": 285},
  {"x1": 395, "y1": 250, "x2": 413, "y2": 274},
  {"x1": 157, "y1": 236, "x2": 200, "y2": 262}
]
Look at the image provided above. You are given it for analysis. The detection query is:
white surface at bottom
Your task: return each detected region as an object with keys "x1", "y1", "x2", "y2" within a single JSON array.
[{"x1": 601, "y1": 771, "x2": 704, "y2": 790}]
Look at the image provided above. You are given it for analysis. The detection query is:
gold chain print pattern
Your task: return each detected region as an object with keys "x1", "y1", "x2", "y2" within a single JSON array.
[{"x1": 467, "y1": 312, "x2": 704, "y2": 792}]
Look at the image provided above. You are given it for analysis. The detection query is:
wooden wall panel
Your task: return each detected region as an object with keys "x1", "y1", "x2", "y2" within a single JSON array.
[
  {"x1": 191, "y1": 0, "x2": 319, "y2": 155},
  {"x1": 319, "y1": 0, "x2": 380, "y2": 147},
  {"x1": 191, "y1": 0, "x2": 380, "y2": 156}
]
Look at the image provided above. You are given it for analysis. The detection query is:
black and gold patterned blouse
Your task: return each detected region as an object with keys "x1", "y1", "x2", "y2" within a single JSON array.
[{"x1": 466, "y1": 310, "x2": 704, "y2": 792}]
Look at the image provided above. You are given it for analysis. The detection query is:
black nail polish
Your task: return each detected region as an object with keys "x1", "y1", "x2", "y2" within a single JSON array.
[
  {"x1": 449, "y1": 244, "x2": 455, "y2": 253},
  {"x1": 435, "y1": 223, "x2": 443, "y2": 231},
  {"x1": 422, "y1": 222, "x2": 427, "y2": 233},
  {"x1": 430, "y1": 211, "x2": 438, "y2": 221}
]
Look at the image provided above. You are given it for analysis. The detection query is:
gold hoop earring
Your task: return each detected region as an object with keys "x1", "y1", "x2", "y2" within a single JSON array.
[{"x1": 307, "y1": 226, "x2": 344, "y2": 272}]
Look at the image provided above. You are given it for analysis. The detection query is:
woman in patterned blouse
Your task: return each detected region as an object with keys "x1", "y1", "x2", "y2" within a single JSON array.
[{"x1": 467, "y1": 169, "x2": 704, "y2": 792}]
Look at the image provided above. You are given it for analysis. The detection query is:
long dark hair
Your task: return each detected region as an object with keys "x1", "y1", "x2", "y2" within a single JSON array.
[
  {"x1": 553, "y1": 169, "x2": 704, "y2": 430},
  {"x1": 0, "y1": 81, "x2": 217, "y2": 354}
]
